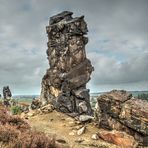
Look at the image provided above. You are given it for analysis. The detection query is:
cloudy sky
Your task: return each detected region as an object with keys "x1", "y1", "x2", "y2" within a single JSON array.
[{"x1": 0, "y1": 0, "x2": 148, "y2": 95}]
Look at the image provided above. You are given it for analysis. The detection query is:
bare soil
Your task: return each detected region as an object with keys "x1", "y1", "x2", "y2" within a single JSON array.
[{"x1": 28, "y1": 110, "x2": 118, "y2": 148}]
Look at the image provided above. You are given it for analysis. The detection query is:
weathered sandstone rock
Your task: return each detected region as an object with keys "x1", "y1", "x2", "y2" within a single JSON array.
[
  {"x1": 98, "y1": 130, "x2": 138, "y2": 148},
  {"x1": 3, "y1": 86, "x2": 12, "y2": 99},
  {"x1": 40, "y1": 11, "x2": 94, "y2": 116},
  {"x1": 31, "y1": 99, "x2": 42, "y2": 110},
  {"x1": 2, "y1": 86, "x2": 12, "y2": 107},
  {"x1": 96, "y1": 90, "x2": 148, "y2": 146}
]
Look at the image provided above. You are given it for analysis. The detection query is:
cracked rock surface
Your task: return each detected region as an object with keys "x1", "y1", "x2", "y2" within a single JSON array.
[
  {"x1": 96, "y1": 90, "x2": 148, "y2": 146},
  {"x1": 40, "y1": 11, "x2": 94, "y2": 116}
]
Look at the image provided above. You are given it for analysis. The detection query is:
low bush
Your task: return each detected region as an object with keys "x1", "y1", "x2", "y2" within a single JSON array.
[
  {"x1": 0, "y1": 103, "x2": 60, "y2": 148},
  {"x1": 13, "y1": 131, "x2": 59, "y2": 148},
  {"x1": 8, "y1": 115, "x2": 30, "y2": 131},
  {"x1": 0, "y1": 125, "x2": 59, "y2": 148},
  {"x1": 0, "y1": 107, "x2": 10, "y2": 124},
  {"x1": 0, "y1": 125, "x2": 19, "y2": 143}
]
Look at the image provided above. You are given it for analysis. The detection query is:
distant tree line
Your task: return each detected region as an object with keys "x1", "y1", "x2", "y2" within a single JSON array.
[{"x1": 138, "y1": 93, "x2": 148, "y2": 101}]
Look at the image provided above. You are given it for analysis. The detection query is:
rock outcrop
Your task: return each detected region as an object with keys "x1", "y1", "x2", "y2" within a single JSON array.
[
  {"x1": 40, "y1": 11, "x2": 94, "y2": 116},
  {"x1": 2, "y1": 86, "x2": 12, "y2": 107},
  {"x1": 3, "y1": 86, "x2": 12, "y2": 99},
  {"x1": 31, "y1": 99, "x2": 42, "y2": 110},
  {"x1": 95, "y1": 90, "x2": 148, "y2": 146}
]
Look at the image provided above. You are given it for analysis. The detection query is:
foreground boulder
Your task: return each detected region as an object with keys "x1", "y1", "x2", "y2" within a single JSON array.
[
  {"x1": 96, "y1": 90, "x2": 148, "y2": 146},
  {"x1": 30, "y1": 98, "x2": 42, "y2": 110},
  {"x1": 98, "y1": 130, "x2": 138, "y2": 148},
  {"x1": 39, "y1": 104, "x2": 55, "y2": 114},
  {"x1": 119, "y1": 98, "x2": 148, "y2": 135},
  {"x1": 40, "y1": 11, "x2": 94, "y2": 116}
]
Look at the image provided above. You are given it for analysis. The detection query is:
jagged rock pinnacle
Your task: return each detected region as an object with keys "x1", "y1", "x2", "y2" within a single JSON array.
[{"x1": 40, "y1": 11, "x2": 94, "y2": 116}]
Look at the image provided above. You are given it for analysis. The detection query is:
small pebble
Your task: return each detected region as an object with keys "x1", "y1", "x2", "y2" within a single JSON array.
[{"x1": 91, "y1": 133, "x2": 99, "y2": 140}]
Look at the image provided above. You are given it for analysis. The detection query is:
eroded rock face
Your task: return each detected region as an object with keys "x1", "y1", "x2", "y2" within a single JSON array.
[
  {"x1": 40, "y1": 11, "x2": 94, "y2": 115},
  {"x1": 96, "y1": 90, "x2": 148, "y2": 146}
]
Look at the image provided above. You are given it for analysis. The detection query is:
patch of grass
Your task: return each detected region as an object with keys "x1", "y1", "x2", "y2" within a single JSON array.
[
  {"x1": 17, "y1": 98, "x2": 32, "y2": 103},
  {"x1": 11, "y1": 106, "x2": 22, "y2": 115}
]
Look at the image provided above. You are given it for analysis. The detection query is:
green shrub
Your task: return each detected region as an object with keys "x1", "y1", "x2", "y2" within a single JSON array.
[
  {"x1": 11, "y1": 106, "x2": 22, "y2": 115},
  {"x1": 138, "y1": 93, "x2": 148, "y2": 101}
]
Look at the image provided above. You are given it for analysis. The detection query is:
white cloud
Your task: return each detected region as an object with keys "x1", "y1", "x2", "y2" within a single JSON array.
[
  {"x1": 0, "y1": 0, "x2": 148, "y2": 95},
  {"x1": 88, "y1": 52, "x2": 148, "y2": 91}
]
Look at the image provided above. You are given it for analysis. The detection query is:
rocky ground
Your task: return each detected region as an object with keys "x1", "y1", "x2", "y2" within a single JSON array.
[
  {"x1": 24, "y1": 89, "x2": 148, "y2": 148},
  {"x1": 26, "y1": 110, "x2": 118, "y2": 148},
  {"x1": 24, "y1": 110, "x2": 117, "y2": 148},
  {"x1": 1, "y1": 88, "x2": 147, "y2": 147}
]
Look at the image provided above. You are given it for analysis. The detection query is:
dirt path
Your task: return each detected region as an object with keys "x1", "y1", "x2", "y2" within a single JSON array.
[{"x1": 28, "y1": 110, "x2": 117, "y2": 148}]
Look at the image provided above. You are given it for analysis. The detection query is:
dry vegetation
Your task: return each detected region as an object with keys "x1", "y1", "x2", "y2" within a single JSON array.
[{"x1": 0, "y1": 102, "x2": 60, "y2": 148}]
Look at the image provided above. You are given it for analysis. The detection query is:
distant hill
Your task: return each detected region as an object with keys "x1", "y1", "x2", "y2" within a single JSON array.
[
  {"x1": 12, "y1": 91, "x2": 148, "y2": 104},
  {"x1": 90, "y1": 91, "x2": 148, "y2": 97},
  {"x1": 129, "y1": 91, "x2": 148, "y2": 97},
  {"x1": 12, "y1": 95, "x2": 39, "y2": 103},
  {"x1": 13, "y1": 95, "x2": 39, "y2": 99}
]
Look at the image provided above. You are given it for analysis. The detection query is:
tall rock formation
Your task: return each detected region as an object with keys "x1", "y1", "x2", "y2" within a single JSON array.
[
  {"x1": 3, "y1": 86, "x2": 12, "y2": 99},
  {"x1": 3, "y1": 86, "x2": 12, "y2": 107},
  {"x1": 40, "y1": 11, "x2": 94, "y2": 115}
]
